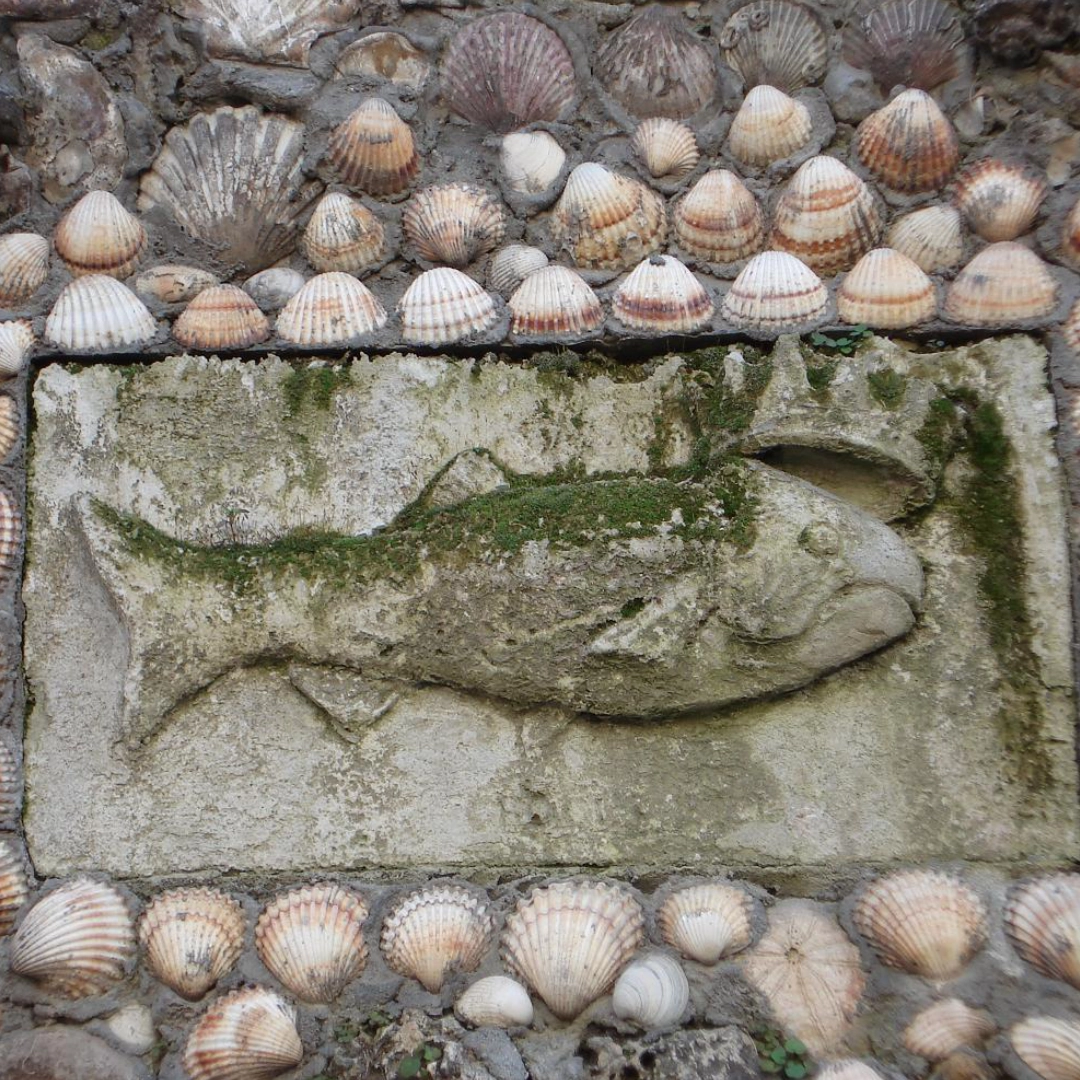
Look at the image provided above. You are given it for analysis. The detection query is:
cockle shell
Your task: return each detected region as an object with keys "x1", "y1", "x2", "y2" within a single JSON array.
[
  {"x1": 255, "y1": 883, "x2": 369, "y2": 1004},
  {"x1": 673, "y1": 170, "x2": 765, "y2": 265},
  {"x1": 0, "y1": 838, "x2": 29, "y2": 937},
  {"x1": 935, "y1": 1050, "x2": 996, "y2": 1080},
  {"x1": 632, "y1": 119, "x2": 700, "y2": 180},
  {"x1": 45, "y1": 276, "x2": 157, "y2": 350},
  {"x1": 456, "y1": 976, "x2": 534, "y2": 1029},
  {"x1": 1061, "y1": 196, "x2": 1080, "y2": 270},
  {"x1": 721, "y1": 250, "x2": 828, "y2": 331},
  {"x1": 886, "y1": 205, "x2": 964, "y2": 273},
  {"x1": 398, "y1": 267, "x2": 499, "y2": 346},
  {"x1": 500, "y1": 132, "x2": 566, "y2": 196},
  {"x1": 953, "y1": 160, "x2": 1047, "y2": 242},
  {"x1": 0, "y1": 486, "x2": 22, "y2": 579},
  {"x1": 612, "y1": 254, "x2": 712, "y2": 333},
  {"x1": 817, "y1": 1062, "x2": 883, "y2": 1080},
  {"x1": 440, "y1": 12, "x2": 576, "y2": 133},
  {"x1": 1005, "y1": 874, "x2": 1080, "y2": 988},
  {"x1": 173, "y1": 285, "x2": 271, "y2": 350},
  {"x1": 0, "y1": 393, "x2": 20, "y2": 461},
  {"x1": 837, "y1": 248, "x2": 936, "y2": 328},
  {"x1": 135, "y1": 265, "x2": 220, "y2": 306},
  {"x1": 852, "y1": 869, "x2": 987, "y2": 980},
  {"x1": 0, "y1": 232, "x2": 49, "y2": 306},
  {"x1": 334, "y1": 32, "x2": 431, "y2": 89},
  {"x1": 10, "y1": 878, "x2": 136, "y2": 997},
  {"x1": 0, "y1": 739, "x2": 19, "y2": 827},
  {"x1": 0, "y1": 321, "x2": 32, "y2": 379},
  {"x1": 54, "y1": 190, "x2": 147, "y2": 279},
  {"x1": 327, "y1": 98, "x2": 419, "y2": 197},
  {"x1": 1012, "y1": 1017, "x2": 1080, "y2": 1080},
  {"x1": 728, "y1": 85, "x2": 813, "y2": 167},
  {"x1": 243, "y1": 268, "x2": 306, "y2": 313},
  {"x1": 302, "y1": 192, "x2": 385, "y2": 274},
  {"x1": 276, "y1": 272, "x2": 387, "y2": 346},
  {"x1": 381, "y1": 884, "x2": 494, "y2": 993},
  {"x1": 404, "y1": 184, "x2": 506, "y2": 267},
  {"x1": 904, "y1": 999, "x2": 996, "y2": 1061},
  {"x1": 612, "y1": 952, "x2": 689, "y2": 1029},
  {"x1": 508, "y1": 265, "x2": 602, "y2": 338},
  {"x1": 501, "y1": 881, "x2": 645, "y2": 1021},
  {"x1": 488, "y1": 245, "x2": 549, "y2": 297},
  {"x1": 943, "y1": 243, "x2": 1058, "y2": 325},
  {"x1": 719, "y1": 0, "x2": 829, "y2": 94},
  {"x1": 1066, "y1": 299, "x2": 1080, "y2": 356},
  {"x1": 657, "y1": 882, "x2": 756, "y2": 965},
  {"x1": 183, "y1": 985, "x2": 303, "y2": 1080}
]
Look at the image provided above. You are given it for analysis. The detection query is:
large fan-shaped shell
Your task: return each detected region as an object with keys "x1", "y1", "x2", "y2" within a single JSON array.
[
  {"x1": 838, "y1": 248, "x2": 936, "y2": 328},
  {"x1": 1066, "y1": 299, "x2": 1080, "y2": 356},
  {"x1": 45, "y1": 276, "x2": 157, "y2": 351},
  {"x1": 501, "y1": 881, "x2": 645, "y2": 1021},
  {"x1": 334, "y1": 32, "x2": 432, "y2": 88},
  {"x1": 135, "y1": 265, "x2": 219, "y2": 306},
  {"x1": 0, "y1": 486, "x2": 22, "y2": 578},
  {"x1": 904, "y1": 999, "x2": 996, "y2": 1061},
  {"x1": 1060, "y1": 196, "x2": 1080, "y2": 270},
  {"x1": 728, "y1": 85, "x2": 812, "y2": 167},
  {"x1": 1011, "y1": 1017, "x2": 1080, "y2": 1080},
  {"x1": 500, "y1": 132, "x2": 566, "y2": 196},
  {"x1": 54, "y1": 190, "x2": 147, "y2": 279},
  {"x1": 0, "y1": 838, "x2": 29, "y2": 936},
  {"x1": 674, "y1": 170, "x2": 765, "y2": 265},
  {"x1": 398, "y1": 267, "x2": 499, "y2": 346},
  {"x1": 657, "y1": 882, "x2": 755, "y2": 965},
  {"x1": 488, "y1": 245, "x2": 549, "y2": 297},
  {"x1": 441, "y1": 13, "x2": 576, "y2": 133},
  {"x1": 719, "y1": 0, "x2": 828, "y2": 94},
  {"x1": 632, "y1": 119, "x2": 700, "y2": 180},
  {"x1": 508, "y1": 265, "x2": 602, "y2": 337},
  {"x1": 0, "y1": 394, "x2": 20, "y2": 461},
  {"x1": 612, "y1": 254, "x2": 713, "y2": 333},
  {"x1": 456, "y1": 976, "x2": 534, "y2": 1028},
  {"x1": 943, "y1": 243, "x2": 1058, "y2": 326},
  {"x1": 886, "y1": 205, "x2": 964, "y2": 273},
  {"x1": 173, "y1": 284, "x2": 271, "y2": 350},
  {"x1": 612, "y1": 952, "x2": 689, "y2": 1029},
  {"x1": 1005, "y1": 874, "x2": 1080, "y2": 988},
  {"x1": 953, "y1": 160, "x2": 1047, "y2": 242},
  {"x1": 244, "y1": 268, "x2": 306, "y2": 313},
  {"x1": 302, "y1": 192, "x2": 385, "y2": 274},
  {"x1": 276, "y1": 272, "x2": 387, "y2": 346},
  {"x1": 10, "y1": 878, "x2": 136, "y2": 997},
  {"x1": 404, "y1": 184, "x2": 506, "y2": 267},
  {"x1": 0, "y1": 321, "x2": 33, "y2": 379},
  {"x1": 721, "y1": 250, "x2": 828, "y2": 330},
  {"x1": 0, "y1": 233, "x2": 49, "y2": 306},
  {"x1": 0, "y1": 740, "x2": 19, "y2": 827},
  {"x1": 327, "y1": 98, "x2": 419, "y2": 197}
]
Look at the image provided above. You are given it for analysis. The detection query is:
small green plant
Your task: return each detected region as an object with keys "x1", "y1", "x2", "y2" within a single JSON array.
[
  {"x1": 364, "y1": 1009, "x2": 392, "y2": 1032},
  {"x1": 755, "y1": 1030, "x2": 812, "y2": 1078},
  {"x1": 807, "y1": 325, "x2": 873, "y2": 357},
  {"x1": 397, "y1": 1043, "x2": 442, "y2": 1078},
  {"x1": 332, "y1": 1020, "x2": 361, "y2": 1044}
]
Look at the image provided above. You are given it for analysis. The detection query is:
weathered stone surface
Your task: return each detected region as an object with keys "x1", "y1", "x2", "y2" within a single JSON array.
[
  {"x1": 0, "y1": 1028, "x2": 149, "y2": 1080},
  {"x1": 584, "y1": 1027, "x2": 759, "y2": 1080}
]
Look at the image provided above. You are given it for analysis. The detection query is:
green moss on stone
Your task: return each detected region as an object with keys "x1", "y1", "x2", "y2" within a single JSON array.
[
  {"x1": 680, "y1": 344, "x2": 773, "y2": 440},
  {"x1": 867, "y1": 368, "x2": 907, "y2": 410},
  {"x1": 282, "y1": 364, "x2": 352, "y2": 418}
]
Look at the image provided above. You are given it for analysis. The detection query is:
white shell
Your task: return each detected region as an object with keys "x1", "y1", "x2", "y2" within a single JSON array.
[
  {"x1": 953, "y1": 159, "x2": 1047, "y2": 242},
  {"x1": 301, "y1": 192, "x2": 385, "y2": 274},
  {"x1": 54, "y1": 190, "x2": 147, "y2": 279},
  {"x1": 276, "y1": 272, "x2": 387, "y2": 346},
  {"x1": 0, "y1": 320, "x2": 33, "y2": 378},
  {"x1": 135, "y1": 265, "x2": 220, "y2": 306},
  {"x1": 632, "y1": 118, "x2": 700, "y2": 180},
  {"x1": 0, "y1": 393, "x2": 20, "y2": 461},
  {"x1": 45, "y1": 275, "x2": 157, "y2": 350},
  {"x1": 612, "y1": 952, "x2": 689, "y2": 1028},
  {"x1": 0, "y1": 739, "x2": 18, "y2": 827},
  {"x1": 816, "y1": 1062, "x2": 884, "y2": 1080},
  {"x1": 657, "y1": 882, "x2": 756, "y2": 965},
  {"x1": 0, "y1": 486, "x2": 21, "y2": 579},
  {"x1": 886, "y1": 205, "x2": 964, "y2": 273},
  {"x1": 508, "y1": 265, "x2": 603, "y2": 338},
  {"x1": 904, "y1": 999, "x2": 996, "y2": 1061},
  {"x1": 1011, "y1": 1017, "x2": 1080, "y2": 1080},
  {"x1": 398, "y1": 267, "x2": 499, "y2": 346},
  {"x1": 243, "y1": 268, "x2": 306, "y2": 312},
  {"x1": 1005, "y1": 874, "x2": 1080, "y2": 989},
  {"x1": 488, "y1": 245, "x2": 549, "y2": 297},
  {"x1": 728, "y1": 85, "x2": 812, "y2": 167},
  {"x1": 455, "y1": 976, "x2": 534, "y2": 1028},
  {"x1": 0, "y1": 232, "x2": 49, "y2": 306},
  {"x1": 721, "y1": 250, "x2": 828, "y2": 331},
  {"x1": 0, "y1": 837, "x2": 29, "y2": 937},
  {"x1": 501, "y1": 132, "x2": 566, "y2": 195},
  {"x1": 612, "y1": 254, "x2": 713, "y2": 333}
]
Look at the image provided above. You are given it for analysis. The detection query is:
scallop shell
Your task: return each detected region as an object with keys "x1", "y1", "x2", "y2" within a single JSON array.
[
  {"x1": 1005, "y1": 874, "x2": 1080, "y2": 988},
  {"x1": 719, "y1": 0, "x2": 829, "y2": 94},
  {"x1": 597, "y1": 8, "x2": 717, "y2": 120},
  {"x1": 45, "y1": 276, "x2": 157, "y2": 350},
  {"x1": 139, "y1": 887, "x2": 246, "y2": 1000},
  {"x1": 0, "y1": 321, "x2": 31, "y2": 379},
  {"x1": 0, "y1": 486, "x2": 22, "y2": 578},
  {"x1": 54, "y1": 190, "x2": 147, "y2": 279},
  {"x1": 500, "y1": 132, "x2": 566, "y2": 196},
  {"x1": 0, "y1": 739, "x2": 19, "y2": 827},
  {"x1": 1012, "y1": 1017, "x2": 1080, "y2": 1080},
  {"x1": 183, "y1": 985, "x2": 303, "y2": 1080},
  {"x1": 301, "y1": 192, "x2": 385, "y2": 274},
  {"x1": 943, "y1": 243, "x2": 1058, "y2": 326},
  {"x1": 613, "y1": 254, "x2": 713, "y2": 333},
  {"x1": 904, "y1": 999, "x2": 997, "y2": 1061},
  {"x1": 771, "y1": 155, "x2": 883, "y2": 276},
  {"x1": 488, "y1": 245, "x2": 549, "y2": 297},
  {"x1": 0, "y1": 837, "x2": 29, "y2": 937},
  {"x1": 381, "y1": 885, "x2": 494, "y2": 993},
  {"x1": 135, "y1": 265, "x2": 220, "y2": 306},
  {"x1": 0, "y1": 394, "x2": 20, "y2": 461},
  {"x1": 657, "y1": 882, "x2": 755, "y2": 965},
  {"x1": 612, "y1": 952, "x2": 689, "y2": 1029},
  {"x1": 741, "y1": 899, "x2": 865, "y2": 1055},
  {"x1": 173, "y1": 284, "x2": 271, "y2": 350},
  {"x1": 508, "y1": 265, "x2": 603, "y2": 337},
  {"x1": 817, "y1": 1062, "x2": 883, "y2": 1080},
  {"x1": 632, "y1": 119, "x2": 700, "y2": 180},
  {"x1": 440, "y1": 12, "x2": 576, "y2": 133},
  {"x1": 727, "y1": 85, "x2": 812, "y2": 168},
  {"x1": 552, "y1": 163, "x2": 666, "y2": 271},
  {"x1": 398, "y1": 267, "x2": 499, "y2": 346},
  {"x1": 0, "y1": 232, "x2": 49, "y2": 306},
  {"x1": 404, "y1": 184, "x2": 506, "y2": 267},
  {"x1": 953, "y1": 160, "x2": 1047, "y2": 242},
  {"x1": 837, "y1": 248, "x2": 936, "y2": 328},
  {"x1": 500, "y1": 881, "x2": 646, "y2": 1021},
  {"x1": 327, "y1": 98, "x2": 419, "y2": 197},
  {"x1": 674, "y1": 170, "x2": 766, "y2": 265},
  {"x1": 10, "y1": 878, "x2": 136, "y2": 997},
  {"x1": 255, "y1": 883, "x2": 369, "y2": 1004},
  {"x1": 721, "y1": 250, "x2": 828, "y2": 331},
  {"x1": 1061, "y1": 196, "x2": 1080, "y2": 271},
  {"x1": 334, "y1": 31, "x2": 431, "y2": 89},
  {"x1": 276, "y1": 272, "x2": 387, "y2": 346},
  {"x1": 935, "y1": 1050, "x2": 997, "y2": 1080},
  {"x1": 1066, "y1": 299, "x2": 1080, "y2": 356},
  {"x1": 886, "y1": 205, "x2": 964, "y2": 273},
  {"x1": 455, "y1": 976, "x2": 534, "y2": 1029},
  {"x1": 852, "y1": 869, "x2": 988, "y2": 980},
  {"x1": 243, "y1": 268, "x2": 306, "y2": 313}
]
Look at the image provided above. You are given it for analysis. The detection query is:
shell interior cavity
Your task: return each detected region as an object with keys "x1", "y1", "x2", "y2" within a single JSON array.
[
  {"x1": 657, "y1": 881, "x2": 756, "y2": 965},
  {"x1": 334, "y1": 32, "x2": 432, "y2": 88},
  {"x1": 719, "y1": 0, "x2": 829, "y2": 94},
  {"x1": 612, "y1": 952, "x2": 689, "y2": 1029}
]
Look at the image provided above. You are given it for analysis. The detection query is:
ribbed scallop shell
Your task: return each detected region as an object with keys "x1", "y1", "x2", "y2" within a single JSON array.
[
  {"x1": 456, "y1": 976, "x2": 534, "y2": 1028},
  {"x1": 302, "y1": 192, "x2": 385, "y2": 274},
  {"x1": 508, "y1": 265, "x2": 602, "y2": 337},
  {"x1": 501, "y1": 881, "x2": 645, "y2": 1021},
  {"x1": 255, "y1": 883, "x2": 368, "y2": 1004},
  {"x1": 612, "y1": 952, "x2": 689, "y2": 1029},
  {"x1": 817, "y1": 1062, "x2": 883, "y2": 1080},
  {"x1": 0, "y1": 321, "x2": 32, "y2": 379},
  {"x1": 0, "y1": 486, "x2": 22, "y2": 579},
  {"x1": 135, "y1": 265, "x2": 219, "y2": 306},
  {"x1": 381, "y1": 885, "x2": 494, "y2": 993},
  {"x1": 721, "y1": 250, "x2": 828, "y2": 330},
  {"x1": 1005, "y1": 874, "x2": 1080, "y2": 988},
  {"x1": 886, "y1": 205, "x2": 964, "y2": 273},
  {"x1": 953, "y1": 160, "x2": 1047, "y2": 242},
  {"x1": 728, "y1": 85, "x2": 812, "y2": 167},
  {"x1": 741, "y1": 899, "x2": 865, "y2": 1055},
  {"x1": 139, "y1": 887, "x2": 245, "y2": 1000},
  {"x1": 552, "y1": 163, "x2": 666, "y2": 271},
  {"x1": 54, "y1": 191, "x2": 147, "y2": 279},
  {"x1": 0, "y1": 233, "x2": 49, "y2": 306},
  {"x1": 174, "y1": 285, "x2": 270, "y2": 350},
  {"x1": 613, "y1": 254, "x2": 712, "y2": 333},
  {"x1": 632, "y1": 119, "x2": 700, "y2": 180},
  {"x1": 838, "y1": 248, "x2": 936, "y2": 328},
  {"x1": 398, "y1": 267, "x2": 499, "y2": 345},
  {"x1": 935, "y1": 1050, "x2": 996, "y2": 1080},
  {"x1": 657, "y1": 882, "x2": 755, "y2": 965},
  {"x1": 488, "y1": 245, "x2": 549, "y2": 297},
  {"x1": 771, "y1": 156, "x2": 883, "y2": 276},
  {"x1": 10, "y1": 878, "x2": 135, "y2": 997},
  {"x1": 500, "y1": 132, "x2": 566, "y2": 196},
  {"x1": 1066, "y1": 300, "x2": 1080, "y2": 356},
  {"x1": 327, "y1": 98, "x2": 419, "y2": 197},
  {"x1": 404, "y1": 184, "x2": 506, "y2": 268},
  {"x1": 597, "y1": 8, "x2": 717, "y2": 120},
  {"x1": 852, "y1": 870, "x2": 987, "y2": 980},
  {"x1": 1012, "y1": 1018, "x2": 1080, "y2": 1080},
  {"x1": 440, "y1": 12, "x2": 576, "y2": 133},
  {"x1": 0, "y1": 740, "x2": 18, "y2": 827},
  {"x1": 0, "y1": 838, "x2": 29, "y2": 937},
  {"x1": 719, "y1": 0, "x2": 829, "y2": 94},
  {"x1": 674, "y1": 170, "x2": 765, "y2": 265},
  {"x1": 244, "y1": 268, "x2": 306, "y2": 313},
  {"x1": 904, "y1": 999, "x2": 996, "y2": 1061},
  {"x1": 276, "y1": 272, "x2": 387, "y2": 346},
  {"x1": 45, "y1": 276, "x2": 157, "y2": 350},
  {"x1": 1061, "y1": 196, "x2": 1080, "y2": 271},
  {"x1": 943, "y1": 243, "x2": 1058, "y2": 326},
  {"x1": 183, "y1": 985, "x2": 303, "y2": 1080},
  {"x1": 0, "y1": 394, "x2": 20, "y2": 461}
]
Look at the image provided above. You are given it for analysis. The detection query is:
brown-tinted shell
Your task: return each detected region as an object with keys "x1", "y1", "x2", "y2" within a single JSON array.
[
  {"x1": 674, "y1": 170, "x2": 766, "y2": 265},
  {"x1": 334, "y1": 31, "x2": 431, "y2": 89},
  {"x1": 632, "y1": 119, "x2": 700, "y2": 180},
  {"x1": 613, "y1": 254, "x2": 713, "y2": 333},
  {"x1": 0, "y1": 321, "x2": 32, "y2": 379},
  {"x1": 943, "y1": 243, "x2": 1058, "y2": 326},
  {"x1": 398, "y1": 267, "x2": 499, "y2": 346},
  {"x1": 1011, "y1": 1017, "x2": 1080, "y2": 1080},
  {"x1": 276, "y1": 272, "x2": 388, "y2": 345},
  {"x1": 302, "y1": 192, "x2": 386, "y2": 274},
  {"x1": 0, "y1": 394, "x2": 19, "y2": 462},
  {"x1": 508, "y1": 265, "x2": 602, "y2": 338},
  {"x1": 721, "y1": 250, "x2": 828, "y2": 330},
  {"x1": 904, "y1": 999, "x2": 997, "y2": 1061},
  {"x1": 54, "y1": 190, "x2": 147, "y2": 279},
  {"x1": 404, "y1": 184, "x2": 506, "y2": 267},
  {"x1": 953, "y1": 160, "x2": 1047, "y2": 242},
  {"x1": 1005, "y1": 874, "x2": 1080, "y2": 989},
  {"x1": 488, "y1": 245, "x2": 549, "y2": 297},
  {"x1": 657, "y1": 882, "x2": 756, "y2": 965},
  {"x1": 728, "y1": 85, "x2": 813, "y2": 167},
  {"x1": 45, "y1": 276, "x2": 157, "y2": 351},
  {"x1": 886, "y1": 205, "x2": 964, "y2": 273},
  {"x1": 719, "y1": 1, "x2": 829, "y2": 94},
  {"x1": 173, "y1": 284, "x2": 271, "y2": 350},
  {"x1": 0, "y1": 232, "x2": 49, "y2": 306},
  {"x1": 135, "y1": 265, "x2": 220, "y2": 306},
  {"x1": 0, "y1": 838, "x2": 29, "y2": 937},
  {"x1": 0, "y1": 740, "x2": 18, "y2": 827},
  {"x1": 327, "y1": 98, "x2": 419, "y2": 196},
  {"x1": 0, "y1": 487, "x2": 21, "y2": 580},
  {"x1": 838, "y1": 248, "x2": 936, "y2": 328},
  {"x1": 1062, "y1": 195, "x2": 1080, "y2": 271}
]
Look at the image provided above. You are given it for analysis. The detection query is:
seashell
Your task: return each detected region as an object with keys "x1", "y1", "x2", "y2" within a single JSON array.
[
  {"x1": 45, "y1": 276, "x2": 157, "y2": 351},
  {"x1": 727, "y1": 85, "x2": 812, "y2": 168},
  {"x1": 0, "y1": 739, "x2": 19, "y2": 827},
  {"x1": 0, "y1": 486, "x2": 21, "y2": 578},
  {"x1": 500, "y1": 132, "x2": 566, "y2": 196},
  {"x1": 886, "y1": 205, "x2": 964, "y2": 273},
  {"x1": 596, "y1": 8, "x2": 717, "y2": 120},
  {"x1": 612, "y1": 254, "x2": 713, "y2": 333},
  {"x1": 0, "y1": 394, "x2": 20, "y2": 461},
  {"x1": 904, "y1": 999, "x2": 997, "y2": 1061},
  {"x1": 0, "y1": 232, "x2": 49, "y2": 306},
  {"x1": 855, "y1": 89, "x2": 960, "y2": 193},
  {"x1": 1062, "y1": 196, "x2": 1080, "y2": 271},
  {"x1": 255, "y1": 882, "x2": 369, "y2": 1004},
  {"x1": 508, "y1": 265, "x2": 603, "y2": 337},
  {"x1": 657, "y1": 882, "x2": 755, "y2": 965},
  {"x1": 398, "y1": 267, "x2": 499, "y2": 346},
  {"x1": 455, "y1": 976, "x2": 534, "y2": 1028},
  {"x1": 243, "y1": 268, "x2": 306, "y2": 313},
  {"x1": 10, "y1": 878, "x2": 136, "y2": 997},
  {"x1": 381, "y1": 884, "x2": 494, "y2": 993},
  {"x1": 1066, "y1": 299, "x2": 1080, "y2": 356},
  {"x1": 674, "y1": 170, "x2": 765, "y2": 265},
  {"x1": 719, "y1": 0, "x2": 829, "y2": 94},
  {"x1": 632, "y1": 119, "x2": 700, "y2": 181},
  {"x1": 837, "y1": 248, "x2": 936, "y2": 328},
  {"x1": 721, "y1": 250, "x2": 828, "y2": 331},
  {"x1": 441, "y1": 12, "x2": 576, "y2": 133},
  {"x1": 173, "y1": 285, "x2": 271, "y2": 350},
  {"x1": 817, "y1": 1062, "x2": 884, "y2": 1080},
  {"x1": 54, "y1": 190, "x2": 147, "y2": 279},
  {"x1": 301, "y1": 192, "x2": 385, "y2": 274},
  {"x1": 612, "y1": 952, "x2": 689, "y2": 1028},
  {"x1": 488, "y1": 245, "x2": 549, "y2": 297},
  {"x1": 1012, "y1": 1017, "x2": 1080, "y2": 1080},
  {"x1": 327, "y1": 98, "x2": 419, "y2": 197},
  {"x1": 334, "y1": 31, "x2": 431, "y2": 89},
  {"x1": 852, "y1": 869, "x2": 987, "y2": 980},
  {"x1": 741, "y1": 899, "x2": 865, "y2": 1055},
  {"x1": 552, "y1": 163, "x2": 666, "y2": 271},
  {"x1": 135, "y1": 265, "x2": 220, "y2": 306},
  {"x1": 934, "y1": 1050, "x2": 996, "y2": 1080},
  {"x1": 943, "y1": 243, "x2": 1058, "y2": 326},
  {"x1": 953, "y1": 160, "x2": 1047, "y2": 242},
  {"x1": 276, "y1": 272, "x2": 387, "y2": 346},
  {"x1": 138, "y1": 106, "x2": 317, "y2": 273},
  {"x1": 0, "y1": 320, "x2": 32, "y2": 379},
  {"x1": 0, "y1": 838, "x2": 29, "y2": 937},
  {"x1": 1005, "y1": 874, "x2": 1080, "y2": 989},
  {"x1": 183, "y1": 985, "x2": 303, "y2": 1080},
  {"x1": 404, "y1": 183, "x2": 506, "y2": 268},
  {"x1": 770, "y1": 155, "x2": 883, "y2": 276}
]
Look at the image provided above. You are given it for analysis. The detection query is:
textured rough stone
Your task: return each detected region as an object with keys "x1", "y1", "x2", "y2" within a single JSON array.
[
  {"x1": 584, "y1": 1027, "x2": 759, "y2": 1080},
  {"x1": 0, "y1": 1028, "x2": 149, "y2": 1080}
]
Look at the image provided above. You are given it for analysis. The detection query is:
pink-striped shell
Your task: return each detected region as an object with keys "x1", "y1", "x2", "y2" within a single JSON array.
[
  {"x1": 0, "y1": 233, "x2": 49, "y2": 306},
  {"x1": 276, "y1": 272, "x2": 388, "y2": 345},
  {"x1": 508, "y1": 265, "x2": 602, "y2": 338},
  {"x1": 1005, "y1": 874, "x2": 1080, "y2": 989},
  {"x1": 612, "y1": 254, "x2": 713, "y2": 333},
  {"x1": 327, "y1": 98, "x2": 419, "y2": 196},
  {"x1": 0, "y1": 837, "x2": 29, "y2": 937},
  {"x1": 398, "y1": 268, "x2": 499, "y2": 346},
  {"x1": 54, "y1": 190, "x2": 147, "y2": 279}
]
